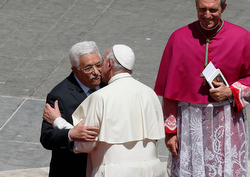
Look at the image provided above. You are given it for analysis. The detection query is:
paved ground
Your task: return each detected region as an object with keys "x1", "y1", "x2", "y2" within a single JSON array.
[{"x1": 0, "y1": 0, "x2": 250, "y2": 176}]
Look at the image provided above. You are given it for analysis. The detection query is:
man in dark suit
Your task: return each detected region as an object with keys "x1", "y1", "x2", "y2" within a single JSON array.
[{"x1": 40, "y1": 41, "x2": 105, "y2": 177}]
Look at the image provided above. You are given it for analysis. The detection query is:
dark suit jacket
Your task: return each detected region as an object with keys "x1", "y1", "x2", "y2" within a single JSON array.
[{"x1": 40, "y1": 72, "x2": 106, "y2": 177}]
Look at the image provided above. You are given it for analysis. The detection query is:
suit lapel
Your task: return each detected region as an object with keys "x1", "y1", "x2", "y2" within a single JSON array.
[
  {"x1": 71, "y1": 89, "x2": 87, "y2": 103},
  {"x1": 67, "y1": 72, "x2": 87, "y2": 103}
]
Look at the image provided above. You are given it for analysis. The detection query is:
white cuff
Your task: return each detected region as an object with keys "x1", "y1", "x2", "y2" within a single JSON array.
[{"x1": 53, "y1": 117, "x2": 74, "y2": 129}]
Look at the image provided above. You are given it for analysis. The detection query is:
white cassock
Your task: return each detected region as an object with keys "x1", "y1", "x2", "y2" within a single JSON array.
[{"x1": 54, "y1": 73, "x2": 166, "y2": 177}]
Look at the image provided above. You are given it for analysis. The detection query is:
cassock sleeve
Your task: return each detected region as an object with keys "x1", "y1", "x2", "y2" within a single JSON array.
[
  {"x1": 73, "y1": 141, "x2": 97, "y2": 153},
  {"x1": 162, "y1": 98, "x2": 177, "y2": 134},
  {"x1": 230, "y1": 81, "x2": 250, "y2": 113},
  {"x1": 52, "y1": 100, "x2": 99, "y2": 153},
  {"x1": 72, "y1": 96, "x2": 100, "y2": 153},
  {"x1": 51, "y1": 107, "x2": 98, "y2": 153}
]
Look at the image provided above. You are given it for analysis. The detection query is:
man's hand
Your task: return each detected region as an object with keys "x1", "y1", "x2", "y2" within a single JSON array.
[
  {"x1": 165, "y1": 133, "x2": 178, "y2": 157},
  {"x1": 69, "y1": 119, "x2": 99, "y2": 142},
  {"x1": 43, "y1": 100, "x2": 61, "y2": 124},
  {"x1": 209, "y1": 81, "x2": 232, "y2": 102}
]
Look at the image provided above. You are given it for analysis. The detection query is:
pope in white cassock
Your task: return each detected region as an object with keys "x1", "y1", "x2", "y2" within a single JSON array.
[{"x1": 43, "y1": 44, "x2": 167, "y2": 177}]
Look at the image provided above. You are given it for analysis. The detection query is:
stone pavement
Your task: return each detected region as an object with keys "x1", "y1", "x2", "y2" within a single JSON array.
[{"x1": 0, "y1": 0, "x2": 250, "y2": 176}]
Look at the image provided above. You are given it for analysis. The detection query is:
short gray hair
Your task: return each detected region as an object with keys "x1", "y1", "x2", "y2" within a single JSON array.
[
  {"x1": 69, "y1": 41, "x2": 101, "y2": 67},
  {"x1": 195, "y1": 0, "x2": 226, "y2": 8}
]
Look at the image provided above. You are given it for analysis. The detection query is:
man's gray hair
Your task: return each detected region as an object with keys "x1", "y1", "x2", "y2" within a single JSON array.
[
  {"x1": 195, "y1": 0, "x2": 226, "y2": 8},
  {"x1": 69, "y1": 41, "x2": 101, "y2": 67},
  {"x1": 106, "y1": 47, "x2": 128, "y2": 72}
]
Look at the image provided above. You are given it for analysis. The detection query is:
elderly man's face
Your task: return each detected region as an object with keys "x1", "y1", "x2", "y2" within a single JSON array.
[
  {"x1": 196, "y1": 0, "x2": 226, "y2": 29},
  {"x1": 72, "y1": 52, "x2": 102, "y2": 88}
]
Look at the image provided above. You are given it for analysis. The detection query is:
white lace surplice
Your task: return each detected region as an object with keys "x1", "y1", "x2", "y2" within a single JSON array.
[{"x1": 168, "y1": 100, "x2": 248, "y2": 177}]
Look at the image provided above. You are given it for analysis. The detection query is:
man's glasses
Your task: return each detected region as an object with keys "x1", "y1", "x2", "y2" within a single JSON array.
[{"x1": 77, "y1": 61, "x2": 103, "y2": 73}]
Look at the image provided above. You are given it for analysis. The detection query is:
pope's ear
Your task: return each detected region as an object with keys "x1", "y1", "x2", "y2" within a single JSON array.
[{"x1": 108, "y1": 59, "x2": 114, "y2": 69}]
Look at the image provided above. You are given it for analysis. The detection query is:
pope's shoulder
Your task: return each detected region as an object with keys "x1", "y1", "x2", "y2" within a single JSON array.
[{"x1": 93, "y1": 76, "x2": 157, "y2": 96}]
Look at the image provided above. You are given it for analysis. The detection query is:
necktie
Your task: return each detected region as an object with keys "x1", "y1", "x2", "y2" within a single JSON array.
[{"x1": 88, "y1": 88, "x2": 96, "y2": 94}]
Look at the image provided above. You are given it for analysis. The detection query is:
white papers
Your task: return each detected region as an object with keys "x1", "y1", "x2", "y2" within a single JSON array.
[{"x1": 202, "y1": 62, "x2": 229, "y2": 88}]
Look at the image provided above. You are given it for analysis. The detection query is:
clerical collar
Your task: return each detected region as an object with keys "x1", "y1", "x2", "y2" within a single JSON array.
[
  {"x1": 197, "y1": 20, "x2": 223, "y2": 38},
  {"x1": 200, "y1": 21, "x2": 219, "y2": 31}
]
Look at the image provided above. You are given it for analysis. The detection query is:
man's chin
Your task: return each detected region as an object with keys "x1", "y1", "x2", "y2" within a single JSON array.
[
  {"x1": 91, "y1": 78, "x2": 101, "y2": 86},
  {"x1": 201, "y1": 21, "x2": 215, "y2": 29}
]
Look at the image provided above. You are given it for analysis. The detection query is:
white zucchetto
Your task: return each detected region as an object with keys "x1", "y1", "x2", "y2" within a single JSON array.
[{"x1": 113, "y1": 44, "x2": 135, "y2": 70}]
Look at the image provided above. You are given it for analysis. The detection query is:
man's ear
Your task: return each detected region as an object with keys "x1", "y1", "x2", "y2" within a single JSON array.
[
  {"x1": 221, "y1": 3, "x2": 227, "y2": 13},
  {"x1": 107, "y1": 59, "x2": 113, "y2": 70},
  {"x1": 71, "y1": 66, "x2": 78, "y2": 75}
]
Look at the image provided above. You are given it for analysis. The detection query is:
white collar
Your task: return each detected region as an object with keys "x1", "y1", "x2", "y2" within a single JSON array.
[{"x1": 108, "y1": 73, "x2": 132, "y2": 85}]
